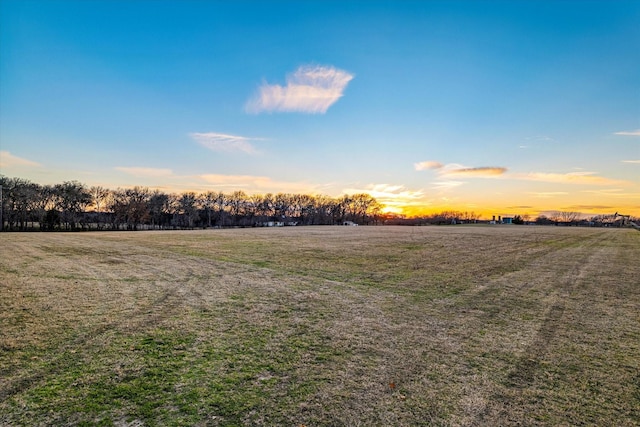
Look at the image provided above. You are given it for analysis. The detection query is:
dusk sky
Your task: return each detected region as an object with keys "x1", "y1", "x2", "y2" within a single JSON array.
[{"x1": 1, "y1": 0, "x2": 639, "y2": 218}]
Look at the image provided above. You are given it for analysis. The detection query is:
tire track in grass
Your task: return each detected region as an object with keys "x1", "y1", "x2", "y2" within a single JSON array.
[
  {"x1": 2, "y1": 232, "x2": 338, "y2": 425},
  {"x1": 449, "y1": 253, "x2": 579, "y2": 425},
  {"x1": 505, "y1": 302, "x2": 565, "y2": 388},
  {"x1": 506, "y1": 232, "x2": 618, "y2": 386},
  {"x1": 3, "y1": 228, "x2": 636, "y2": 425},
  {"x1": 0, "y1": 233, "x2": 210, "y2": 403},
  {"x1": 471, "y1": 231, "x2": 624, "y2": 425}
]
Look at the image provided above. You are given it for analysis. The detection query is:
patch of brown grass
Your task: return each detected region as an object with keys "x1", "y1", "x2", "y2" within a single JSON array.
[{"x1": 1, "y1": 226, "x2": 638, "y2": 426}]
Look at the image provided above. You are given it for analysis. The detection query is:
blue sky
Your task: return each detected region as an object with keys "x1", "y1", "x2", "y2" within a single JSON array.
[{"x1": 1, "y1": 0, "x2": 639, "y2": 217}]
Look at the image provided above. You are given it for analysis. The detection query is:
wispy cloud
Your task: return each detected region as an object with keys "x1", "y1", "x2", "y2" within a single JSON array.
[
  {"x1": 190, "y1": 132, "x2": 261, "y2": 154},
  {"x1": 614, "y1": 129, "x2": 640, "y2": 136},
  {"x1": 246, "y1": 65, "x2": 354, "y2": 114},
  {"x1": 444, "y1": 166, "x2": 508, "y2": 177},
  {"x1": 414, "y1": 161, "x2": 443, "y2": 171},
  {"x1": 583, "y1": 188, "x2": 625, "y2": 195},
  {"x1": 0, "y1": 151, "x2": 41, "y2": 168},
  {"x1": 559, "y1": 205, "x2": 615, "y2": 212},
  {"x1": 516, "y1": 171, "x2": 629, "y2": 186},
  {"x1": 200, "y1": 174, "x2": 273, "y2": 187},
  {"x1": 199, "y1": 174, "x2": 316, "y2": 193},
  {"x1": 527, "y1": 191, "x2": 569, "y2": 198},
  {"x1": 416, "y1": 158, "x2": 632, "y2": 192},
  {"x1": 415, "y1": 160, "x2": 507, "y2": 177},
  {"x1": 344, "y1": 183, "x2": 424, "y2": 201},
  {"x1": 582, "y1": 189, "x2": 640, "y2": 199},
  {"x1": 115, "y1": 167, "x2": 175, "y2": 178},
  {"x1": 431, "y1": 180, "x2": 465, "y2": 190}
]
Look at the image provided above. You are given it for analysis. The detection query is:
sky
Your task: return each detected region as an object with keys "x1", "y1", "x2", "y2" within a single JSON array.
[{"x1": 1, "y1": 0, "x2": 639, "y2": 218}]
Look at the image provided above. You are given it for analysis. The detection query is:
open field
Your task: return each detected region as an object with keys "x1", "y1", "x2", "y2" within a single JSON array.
[{"x1": 1, "y1": 226, "x2": 639, "y2": 426}]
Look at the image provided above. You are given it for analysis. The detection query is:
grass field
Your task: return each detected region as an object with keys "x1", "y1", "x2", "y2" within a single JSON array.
[{"x1": 1, "y1": 225, "x2": 639, "y2": 426}]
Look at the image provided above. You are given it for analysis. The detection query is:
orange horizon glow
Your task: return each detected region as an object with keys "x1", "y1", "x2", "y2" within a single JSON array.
[
  {"x1": 383, "y1": 203, "x2": 640, "y2": 220},
  {"x1": 1, "y1": 168, "x2": 638, "y2": 220}
]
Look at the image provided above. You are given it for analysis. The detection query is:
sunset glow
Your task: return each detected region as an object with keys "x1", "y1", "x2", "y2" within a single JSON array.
[{"x1": 1, "y1": 1, "x2": 638, "y2": 219}]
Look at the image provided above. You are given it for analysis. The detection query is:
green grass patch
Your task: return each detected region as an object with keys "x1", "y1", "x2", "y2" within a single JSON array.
[{"x1": 2, "y1": 227, "x2": 638, "y2": 425}]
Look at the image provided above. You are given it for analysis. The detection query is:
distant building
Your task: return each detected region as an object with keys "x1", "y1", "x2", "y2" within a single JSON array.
[
  {"x1": 491, "y1": 215, "x2": 514, "y2": 224},
  {"x1": 261, "y1": 221, "x2": 284, "y2": 227}
]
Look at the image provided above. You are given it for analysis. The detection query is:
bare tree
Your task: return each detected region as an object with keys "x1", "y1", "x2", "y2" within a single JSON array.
[
  {"x1": 89, "y1": 186, "x2": 110, "y2": 229},
  {"x1": 461, "y1": 211, "x2": 479, "y2": 222},
  {"x1": 272, "y1": 193, "x2": 291, "y2": 220},
  {"x1": 109, "y1": 187, "x2": 151, "y2": 230},
  {"x1": 346, "y1": 193, "x2": 382, "y2": 225},
  {"x1": 148, "y1": 191, "x2": 170, "y2": 229},
  {"x1": 32, "y1": 184, "x2": 57, "y2": 230},
  {"x1": 200, "y1": 191, "x2": 217, "y2": 228},
  {"x1": 213, "y1": 191, "x2": 227, "y2": 227},
  {"x1": 559, "y1": 211, "x2": 581, "y2": 223},
  {"x1": 228, "y1": 190, "x2": 248, "y2": 226},
  {"x1": 178, "y1": 192, "x2": 198, "y2": 228},
  {"x1": 0, "y1": 175, "x2": 388, "y2": 231},
  {"x1": 90, "y1": 186, "x2": 109, "y2": 214},
  {"x1": 547, "y1": 211, "x2": 562, "y2": 224},
  {"x1": 54, "y1": 181, "x2": 92, "y2": 230},
  {"x1": 253, "y1": 193, "x2": 274, "y2": 221}
]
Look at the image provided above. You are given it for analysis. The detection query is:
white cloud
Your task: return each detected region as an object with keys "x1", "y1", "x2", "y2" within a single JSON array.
[
  {"x1": 614, "y1": 129, "x2": 640, "y2": 136},
  {"x1": 431, "y1": 180, "x2": 465, "y2": 190},
  {"x1": 0, "y1": 151, "x2": 41, "y2": 168},
  {"x1": 246, "y1": 65, "x2": 354, "y2": 114},
  {"x1": 414, "y1": 161, "x2": 443, "y2": 171},
  {"x1": 622, "y1": 160, "x2": 640, "y2": 164},
  {"x1": 190, "y1": 132, "x2": 261, "y2": 154},
  {"x1": 115, "y1": 167, "x2": 175, "y2": 177}
]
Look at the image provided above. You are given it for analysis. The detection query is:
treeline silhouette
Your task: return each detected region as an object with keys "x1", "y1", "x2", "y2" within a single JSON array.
[{"x1": 0, "y1": 176, "x2": 383, "y2": 231}]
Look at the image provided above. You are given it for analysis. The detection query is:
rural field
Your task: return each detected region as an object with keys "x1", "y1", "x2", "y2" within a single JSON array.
[{"x1": 1, "y1": 225, "x2": 639, "y2": 426}]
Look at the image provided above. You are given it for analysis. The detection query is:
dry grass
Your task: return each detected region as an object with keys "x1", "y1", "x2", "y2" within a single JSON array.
[{"x1": 1, "y1": 226, "x2": 639, "y2": 426}]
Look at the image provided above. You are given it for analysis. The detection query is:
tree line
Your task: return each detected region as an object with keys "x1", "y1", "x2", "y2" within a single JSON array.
[
  {"x1": 381, "y1": 210, "x2": 481, "y2": 225},
  {"x1": 0, "y1": 176, "x2": 383, "y2": 231},
  {"x1": 381, "y1": 210, "x2": 638, "y2": 227}
]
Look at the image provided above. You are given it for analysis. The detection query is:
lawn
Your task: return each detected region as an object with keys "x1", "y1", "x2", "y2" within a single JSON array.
[{"x1": 1, "y1": 226, "x2": 638, "y2": 426}]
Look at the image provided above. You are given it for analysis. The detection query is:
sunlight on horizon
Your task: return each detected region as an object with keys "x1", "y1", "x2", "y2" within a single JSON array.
[{"x1": 0, "y1": 1, "x2": 638, "y2": 219}]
